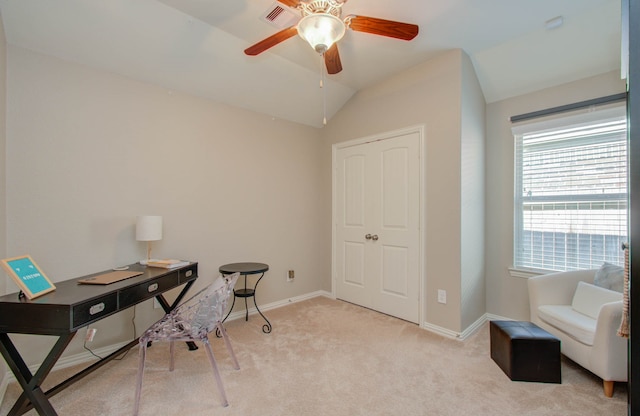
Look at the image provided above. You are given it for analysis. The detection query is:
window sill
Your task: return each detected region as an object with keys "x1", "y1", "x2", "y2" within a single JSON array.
[{"x1": 508, "y1": 267, "x2": 544, "y2": 279}]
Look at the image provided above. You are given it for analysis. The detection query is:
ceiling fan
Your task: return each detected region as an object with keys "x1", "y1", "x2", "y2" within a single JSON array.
[{"x1": 244, "y1": 0, "x2": 419, "y2": 75}]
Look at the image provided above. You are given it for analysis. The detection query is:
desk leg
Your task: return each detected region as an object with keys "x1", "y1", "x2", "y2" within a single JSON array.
[
  {"x1": 0, "y1": 332, "x2": 75, "y2": 416},
  {"x1": 153, "y1": 280, "x2": 198, "y2": 351}
]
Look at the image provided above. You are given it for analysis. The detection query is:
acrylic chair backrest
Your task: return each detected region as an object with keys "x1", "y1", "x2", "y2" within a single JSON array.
[{"x1": 182, "y1": 272, "x2": 239, "y2": 337}]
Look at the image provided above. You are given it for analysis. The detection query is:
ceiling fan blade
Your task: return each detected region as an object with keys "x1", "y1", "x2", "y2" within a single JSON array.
[
  {"x1": 277, "y1": 0, "x2": 301, "y2": 7},
  {"x1": 346, "y1": 15, "x2": 419, "y2": 41},
  {"x1": 244, "y1": 26, "x2": 298, "y2": 56},
  {"x1": 324, "y1": 44, "x2": 343, "y2": 74}
]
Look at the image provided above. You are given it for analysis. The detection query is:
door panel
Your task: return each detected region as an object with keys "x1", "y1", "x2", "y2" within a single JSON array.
[
  {"x1": 381, "y1": 146, "x2": 410, "y2": 228},
  {"x1": 344, "y1": 155, "x2": 365, "y2": 227},
  {"x1": 336, "y1": 149, "x2": 371, "y2": 308},
  {"x1": 343, "y1": 242, "x2": 365, "y2": 287},
  {"x1": 371, "y1": 133, "x2": 420, "y2": 321},
  {"x1": 381, "y1": 245, "x2": 408, "y2": 296}
]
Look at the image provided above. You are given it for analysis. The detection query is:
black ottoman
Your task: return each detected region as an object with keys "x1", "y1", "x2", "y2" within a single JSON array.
[{"x1": 490, "y1": 320, "x2": 561, "y2": 383}]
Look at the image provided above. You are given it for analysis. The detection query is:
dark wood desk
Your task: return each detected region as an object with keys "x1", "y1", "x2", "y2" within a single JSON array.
[{"x1": 0, "y1": 262, "x2": 198, "y2": 416}]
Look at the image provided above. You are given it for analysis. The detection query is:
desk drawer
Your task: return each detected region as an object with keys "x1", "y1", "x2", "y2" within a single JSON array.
[
  {"x1": 179, "y1": 264, "x2": 198, "y2": 284},
  {"x1": 73, "y1": 294, "x2": 118, "y2": 328},
  {"x1": 119, "y1": 272, "x2": 180, "y2": 308}
]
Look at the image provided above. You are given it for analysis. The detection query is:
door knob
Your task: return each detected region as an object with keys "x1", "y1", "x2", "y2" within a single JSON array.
[
  {"x1": 365, "y1": 234, "x2": 372, "y2": 240},
  {"x1": 371, "y1": 235, "x2": 379, "y2": 241}
]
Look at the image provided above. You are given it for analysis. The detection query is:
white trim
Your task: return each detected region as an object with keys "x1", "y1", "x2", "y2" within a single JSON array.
[
  {"x1": 421, "y1": 313, "x2": 513, "y2": 341},
  {"x1": 331, "y1": 125, "x2": 426, "y2": 325},
  {"x1": 508, "y1": 267, "x2": 543, "y2": 279},
  {"x1": 460, "y1": 314, "x2": 489, "y2": 339},
  {"x1": 421, "y1": 321, "x2": 460, "y2": 339},
  {"x1": 224, "y1": 290, "x2": 333, "y2": 322},
  {"x1": 486, "y1": 313, "x2": 513, "y2": 322},
  {"x1": 332, "y1": 125, "x2": 426, "y2": 149},
  {"x1": 419, "y1": 126, "x2": 427, "y2": 331}
]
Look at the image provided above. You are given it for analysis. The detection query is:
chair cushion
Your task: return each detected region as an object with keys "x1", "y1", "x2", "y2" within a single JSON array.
[
  {"x1": 538, "y1": 305, "x2": 597, "y2": 345},
  {"x1": 571, "y1": 281, "x2": 622, "y2": 319},
  {"x1": 593, "y1": 262, "x2": 624, "y2": 293}
]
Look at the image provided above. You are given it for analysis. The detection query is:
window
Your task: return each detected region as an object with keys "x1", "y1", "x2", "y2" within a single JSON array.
[{"x1": 513, "y1": 105, "x2": 628, "y2": 272}]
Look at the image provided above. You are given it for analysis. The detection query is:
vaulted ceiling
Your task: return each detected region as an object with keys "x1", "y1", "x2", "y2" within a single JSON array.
[{"x1": 0, "y1": 0, "x2": 622, "y2": 128}]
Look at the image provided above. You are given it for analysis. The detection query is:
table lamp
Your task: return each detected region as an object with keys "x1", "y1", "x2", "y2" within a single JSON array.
[{"x1": 136, "y1": 215, "x2": 162, "y2": 265}]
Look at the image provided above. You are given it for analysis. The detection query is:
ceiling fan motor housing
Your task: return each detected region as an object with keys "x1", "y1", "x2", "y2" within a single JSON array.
[
  {"x1": 298, "y1": 1, "x2": 346, "y2": 54},
  {"x1": 300, "y1": 0, "x2": 344, "y2": 18}
]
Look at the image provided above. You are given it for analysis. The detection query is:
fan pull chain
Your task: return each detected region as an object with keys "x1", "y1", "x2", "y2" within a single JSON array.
[{"x1": 320, "y1": 54, "x2": 327, "y2": 125}]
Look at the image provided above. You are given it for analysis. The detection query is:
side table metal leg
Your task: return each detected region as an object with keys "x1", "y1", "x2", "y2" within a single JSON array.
[
  {"x1": 242, "y1": 273, "x2": 249, "y2": 321},
  {"x1": 253, "y1": 272, "x2": 272, "y2": 333},
  {"x1": 253, "y1": 296, "x2": 272, "y2": 334}
]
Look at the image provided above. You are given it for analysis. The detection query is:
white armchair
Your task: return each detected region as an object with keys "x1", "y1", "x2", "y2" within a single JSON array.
[{"x1": 527, "y1": 269, "x2": 627, "y2": 397}]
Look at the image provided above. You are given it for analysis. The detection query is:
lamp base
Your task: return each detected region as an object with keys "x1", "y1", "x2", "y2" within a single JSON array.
[{"x1": 139, "y1": 259, "x2": 161, "y2": 266}]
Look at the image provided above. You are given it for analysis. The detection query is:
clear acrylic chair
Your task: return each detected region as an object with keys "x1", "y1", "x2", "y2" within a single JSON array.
[{"x1": 133, "y1": 272, "x2": 240, "y2": 415}]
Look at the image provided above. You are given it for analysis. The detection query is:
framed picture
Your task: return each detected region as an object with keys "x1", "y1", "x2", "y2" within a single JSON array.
[{"x1": 0, "y1": 255, "x2": 56, "y2": 299}]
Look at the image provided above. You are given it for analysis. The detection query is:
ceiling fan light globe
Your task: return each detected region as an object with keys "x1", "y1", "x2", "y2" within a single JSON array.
[{"x1": 297, "y1": 13, "x2": 345, "y2": 54}]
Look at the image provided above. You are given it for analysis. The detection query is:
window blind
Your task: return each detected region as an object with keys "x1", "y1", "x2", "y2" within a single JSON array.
[{"x1": 514, "y1": 107, "x2": 628, "y2": 272}]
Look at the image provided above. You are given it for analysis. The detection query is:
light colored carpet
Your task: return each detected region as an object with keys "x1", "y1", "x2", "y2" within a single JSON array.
[{"x1": 1, "y1": 297, "x2": 627, "y2": 415}]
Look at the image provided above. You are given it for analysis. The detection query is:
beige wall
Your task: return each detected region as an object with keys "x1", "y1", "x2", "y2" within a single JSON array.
[
  {"x1": 321, "y1": 49, "x2": 485, "y2": 333},
  {"x1": 5, "y1": 45, "x2": 324, "y2": 363},
  {"x1": 485, "y1": 70, "x2": 627, "y2": 321}
]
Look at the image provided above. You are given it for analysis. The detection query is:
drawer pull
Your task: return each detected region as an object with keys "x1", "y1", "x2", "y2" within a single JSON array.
[
  {"x1": 89, "y1": 303, "x2": 105, "y2": 315},
  {"x1": 147, "y1": 283, "x2": 159, "y2": 293},
  {"x1": 185, "y1": 270, "x2": 193, "y2": 278}
]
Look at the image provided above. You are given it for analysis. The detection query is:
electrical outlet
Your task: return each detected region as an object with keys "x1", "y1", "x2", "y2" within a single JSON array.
[
  {"x1": 437, "y1": 290, "x2": 447, "y2": 304},
  {"x1": 85, "y1": 328, "x2": 97, "y2": 342},
  {"x1": 287, "y1": 270, "x2": 295, "y2": 282}
]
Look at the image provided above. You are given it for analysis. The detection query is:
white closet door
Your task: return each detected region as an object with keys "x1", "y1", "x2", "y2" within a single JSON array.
[{"x1": 335, "y1": 131, "x2": 420, "y2": 323}]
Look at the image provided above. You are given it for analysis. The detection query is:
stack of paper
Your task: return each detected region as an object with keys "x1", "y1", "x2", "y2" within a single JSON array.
[{"x1": 147, "y1": 259, "x2": 189, "y2": 269}]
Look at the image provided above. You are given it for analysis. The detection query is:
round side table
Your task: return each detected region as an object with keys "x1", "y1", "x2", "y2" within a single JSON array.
[{"x1": 219, "y1": 262, "x2": 271, "y2": 334}]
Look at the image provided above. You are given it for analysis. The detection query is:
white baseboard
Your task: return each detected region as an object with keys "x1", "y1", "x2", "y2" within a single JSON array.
[
  {"x1": 421, "y1": 313, "x2": 512, "y2": 340},
  {"x1": 224, "y1": 290, "x2": 333, "y2": 322},
  {"x1": 421, "y1": 321, "x2": 461, "y2": 339},
  {"x1": 486, "y1": 313, "x2": 512, "y2": 322}
]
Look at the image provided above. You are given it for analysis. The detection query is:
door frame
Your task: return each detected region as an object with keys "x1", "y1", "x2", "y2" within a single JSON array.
[{"x1": 331, "y1": 125, "x2": 426, "y2": 325}]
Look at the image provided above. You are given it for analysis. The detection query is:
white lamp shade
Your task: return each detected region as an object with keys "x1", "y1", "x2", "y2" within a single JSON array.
[
  {"x1": 297, "y1": 13, "x2": 346, "y2": 54},
  {"x1": 136, "y1": 216, "x2": 163, "y2": 241}
]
